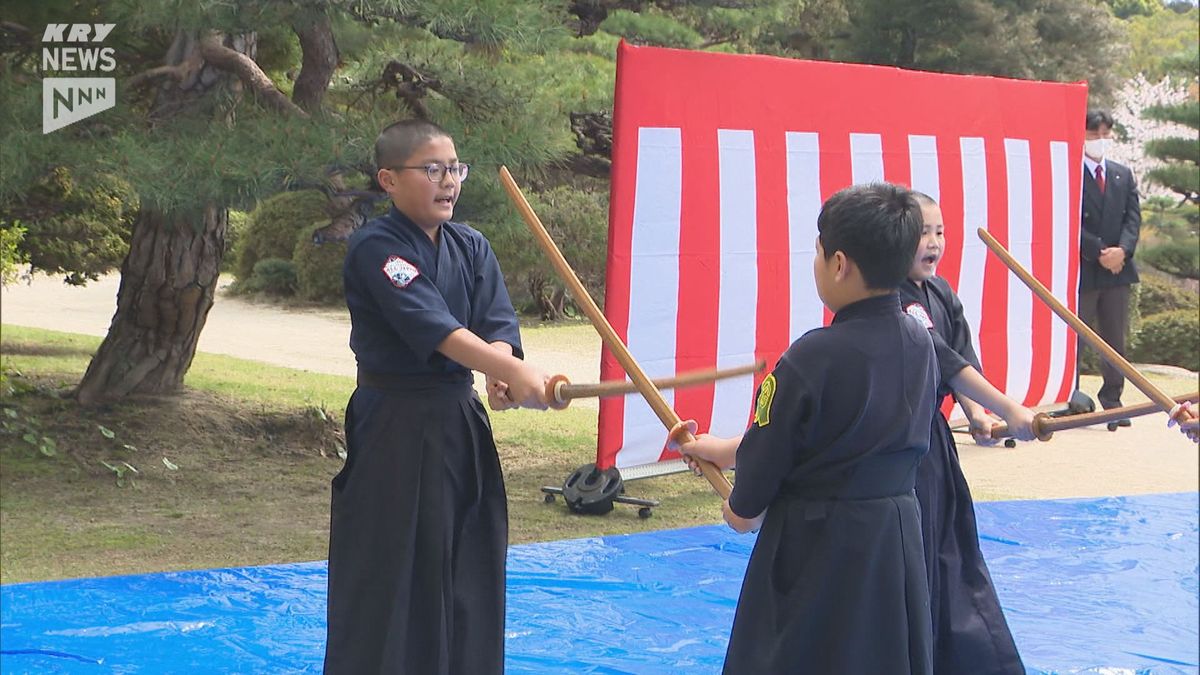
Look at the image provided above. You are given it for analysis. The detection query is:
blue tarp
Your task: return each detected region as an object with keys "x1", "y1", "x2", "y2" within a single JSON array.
[{"x1": 2, "y1": 493, "x2": 1197, "y2": 674}]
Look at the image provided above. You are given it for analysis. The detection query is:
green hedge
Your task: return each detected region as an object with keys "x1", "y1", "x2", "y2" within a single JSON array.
[
  {"x1": 1141, "y1": 242, "x2": 1200, "y2": 279},
  {"x1": 235, "y1": 190, "x2": 328, "y2": 281},
  {"x1": 17, "y1": 167, "x2": 136, "y2": 285},
  {"x1": 1138, "y1": 274, "x2": 1199, "y2": 316},
  {"x1": 1080, "y1": 276, "x2": 1199, "y2": 374},
  {"x1": 1131, "y1": 309, "x2": 1200, "y2": 372},
  {"x1": 222, "y1": 210, "x2": 249, "y2": 273},
  {"x1": 293, "y1": 231, "x2": 346, "y2": 303},
  {"x1": 245, "y1": 258, "x2": 297, "y2": 296},
  {"x1": 0, "y1": 221, "x2": 27, "y2": 285}
]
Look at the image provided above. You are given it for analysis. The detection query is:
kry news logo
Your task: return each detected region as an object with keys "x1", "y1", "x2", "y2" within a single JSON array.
[{"x1": 42, "y1": 23, "x2": 117, "y2": 134}]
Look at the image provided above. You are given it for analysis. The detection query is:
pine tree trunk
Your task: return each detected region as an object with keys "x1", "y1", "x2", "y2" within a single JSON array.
[
  {"x1": 73, "y1": 25, "x2": 328, "y2": 405},
  {"x1": 76, "y1": 206, "x2": 226, "y2": 406},
  {"x1": 292, "y1": 16, "x2": 338, "y2": 113},
  {"x1": 74, "y1": 29, "x2": 298, "y2": 406}
]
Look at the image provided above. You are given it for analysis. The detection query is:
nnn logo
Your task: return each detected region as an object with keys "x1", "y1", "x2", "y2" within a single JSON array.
[
  {"x1": 42, "y1": 23, "x2": 117, "y2": 134},
  {"x1": 43, "y1": 78, "x2": 115, "y2": 134}
]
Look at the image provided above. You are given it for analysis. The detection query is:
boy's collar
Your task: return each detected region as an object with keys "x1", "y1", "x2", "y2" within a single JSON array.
[
  {"x1": 832, "y1": 291, "x2": 900, "y2": 323},
  {"x1": 387, "y1": 205, "x2": 443, "y2": 242}
]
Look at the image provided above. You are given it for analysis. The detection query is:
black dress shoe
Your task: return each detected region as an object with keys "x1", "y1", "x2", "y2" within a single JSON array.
[{"x1": 1116, "y1": 418, "x2": 1132, "y2": 427}]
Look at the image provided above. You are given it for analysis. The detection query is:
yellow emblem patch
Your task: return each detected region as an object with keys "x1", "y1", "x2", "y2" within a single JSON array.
[{"x1": 753, "y1": 374, "x2": 777, "y2": 427}]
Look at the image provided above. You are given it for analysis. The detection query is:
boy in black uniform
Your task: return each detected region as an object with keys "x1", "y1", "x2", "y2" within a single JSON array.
[
  {"x1": 678, "y1": 183, "x2": 938, "y2": 674},
  {"x1": 899, "y1": 193, "x2": 1037, "y2": 674},
  {"x1": 324, "y1": 119, "x2": 550, "y2": 674}
]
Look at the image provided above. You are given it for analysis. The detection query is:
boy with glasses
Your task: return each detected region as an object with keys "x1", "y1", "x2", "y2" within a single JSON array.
[{"x1": 324, "y1": 119, "x2": 550, "y2": 674}]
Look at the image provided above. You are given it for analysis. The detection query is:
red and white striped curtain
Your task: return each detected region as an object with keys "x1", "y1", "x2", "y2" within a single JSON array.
[{"x1": 599, "y1": 43, "x2": 1087, "y2": 474}]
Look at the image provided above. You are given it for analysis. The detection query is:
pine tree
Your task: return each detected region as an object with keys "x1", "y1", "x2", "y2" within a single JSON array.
[
  {"x1": 1, "y1": 0, "x2": 575, "y2": 404},
  {"x1": 1143, "y1": 64, "x2": 1200, "y2": 205}
]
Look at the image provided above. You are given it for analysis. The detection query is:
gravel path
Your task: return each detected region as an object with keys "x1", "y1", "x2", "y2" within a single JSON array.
[{"x1": 3, "y1": 273, "x2": 1196, "y2": 500}]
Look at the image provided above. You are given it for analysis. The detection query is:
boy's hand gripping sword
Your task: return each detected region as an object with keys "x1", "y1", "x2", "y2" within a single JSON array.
[
  {"x1": 546, "y1": 362, "x2": 765, "y2": 409},
  {"x1": 499, "y1": 166, "x2": 734, "y2": 499},
  {"x1": 978, "y1": 228, "x2": 1184, "y2": 420},
  {"x1": 985, "y1": 392, "x2": 1198, "y2": 440}
]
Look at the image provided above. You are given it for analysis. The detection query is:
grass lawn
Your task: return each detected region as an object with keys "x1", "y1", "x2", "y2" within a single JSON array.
[
  {"x1": 3, "y1": 323, "x2": 1195, "y2": 584},
  {"x1": 0, "y1": 324, "x2": 721, "y2": 584}
]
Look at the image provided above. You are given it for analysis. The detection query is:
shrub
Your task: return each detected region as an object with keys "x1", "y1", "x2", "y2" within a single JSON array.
[
  {"x1": 532, "y1": 186, "x2": 607, "y2": 309},
  {"x1": 5, "y1": 167, "x2": 137, "y2": 285},
  {"x1": 1138, "y1": 274, "x2": 1199, "y2": 316},
  {"x1": 222, "y1": 210, "x2": 250, "y2": 273},
  {"x1": 293, "y1": 231, "x2": 346, "y2": 304},
  {"x1": 489, "y1": 185, "x2": 609, "y2": 319},
  {"x1": 235, "y1": 190, "x2": 328, "y2": 281},
  {"x1": 0, "y1": 221, "x2": 28, "y2": 285},
  {"x1": 246, "y1": 258, "x2": 298, "y2": 296},
  {"x1": 1141, "y1": 196, "x2": 1196, "y2": 245},
  {"x1": 1130, "y1": 309, "x2": 1199, "y2": 371},
  {"x1": 1140, "y1": 241, "x2": 1200, "y2": 279},
  {"x1": 1080, "y1": 276, "x2": 1197, "y2": 375}
]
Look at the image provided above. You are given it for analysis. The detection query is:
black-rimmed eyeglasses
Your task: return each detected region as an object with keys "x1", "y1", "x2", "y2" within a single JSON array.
[{"x1": 388, "y1": 162, "x2": 470, "y2": 183}]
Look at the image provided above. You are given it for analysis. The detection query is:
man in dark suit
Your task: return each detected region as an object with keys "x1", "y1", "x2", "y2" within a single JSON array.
[{"x1": 1079, "y1": 109, "x2": 1141, "y2": 421}]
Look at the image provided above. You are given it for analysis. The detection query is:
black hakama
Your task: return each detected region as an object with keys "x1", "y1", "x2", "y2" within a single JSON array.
[
  {"x1": 325, "y1": 376, "x2": 507, "y2": 674},
  {"x1": 325, "y1": 206, "x2": 522, "y2": 674},
  {"x1": 901, "y1": 277, "x2": 1025, "y2": 675},
  {"x1": 722, "y1": 293, "x2": 937, "y2": 675}
]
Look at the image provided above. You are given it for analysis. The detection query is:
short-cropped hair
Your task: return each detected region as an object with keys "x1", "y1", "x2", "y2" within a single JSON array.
[
  {"x1": 375, "y1": 119, "x2": 452, "y2": 170},
  {"x1": 817, "y1": 182, "x2": 923, "y2": 290}
]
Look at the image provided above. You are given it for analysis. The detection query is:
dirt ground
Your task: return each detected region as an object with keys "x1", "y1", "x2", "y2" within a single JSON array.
[{"x1": 3, "y1": 272, "x2": 1197, "y2": 501}]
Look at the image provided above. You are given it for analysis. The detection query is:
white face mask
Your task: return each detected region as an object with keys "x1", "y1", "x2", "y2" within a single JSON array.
[{"x1": 1084, "y1": 138, "x2": 1111, "y2": 160}]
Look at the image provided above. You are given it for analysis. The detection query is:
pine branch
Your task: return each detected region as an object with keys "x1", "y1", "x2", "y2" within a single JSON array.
[
  {"x1": 292, "y1": 16, "x2": 339, "y2": 113},
  {"x1": 197, "y1": 32, "x2": 309, "y2": 118},
  {"x1": 1144, "y1": 101, "x2": 1200, "y2": 131},
  {"x1": 1145, "y1": 137, "x2": 1200, "y2": 166},
  {"x1": 364, "y1": 60, "x2": 448, "y2": 120},
  {"x1": 1146, "y1": 164, "x2": 1200, "y2": 204},
  {"x1": 126, "y1": 64, "x2": 190, "y2": 90}
]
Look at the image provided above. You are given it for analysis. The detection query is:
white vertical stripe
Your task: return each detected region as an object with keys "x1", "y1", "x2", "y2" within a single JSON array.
[
  {"x1": 1004, "y1": 139, "x2": 1034, "y2": 403},
  {"x1": 911, "y1": 135, "x2": 959, "y2": 419},
  {"x1": 959, "y1": 137, "x2": 988, "y2": 368},
  {"x1": 850, "y1": 133, "x2": 884, "y2": 184},
  {"x1": 786, "y1": 132, "x2": 822, "y2": 343},
  {"x1": 1048, "y1": 141, "x2": 1071, "y2": 404},
  {"x1": 711, "y1": 129, "x2": 759, "y2": 437},
  {"x1": 620, "y1": 127, "x2": 681, "y2": 468},
  {"x1": 909, "y1": 135, "x2": 940, "y2": 199}
]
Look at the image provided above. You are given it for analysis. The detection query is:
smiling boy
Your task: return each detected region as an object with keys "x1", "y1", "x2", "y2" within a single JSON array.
[{"x1": 900, "y1": 193, "x2": 1037, "y2": 674}]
